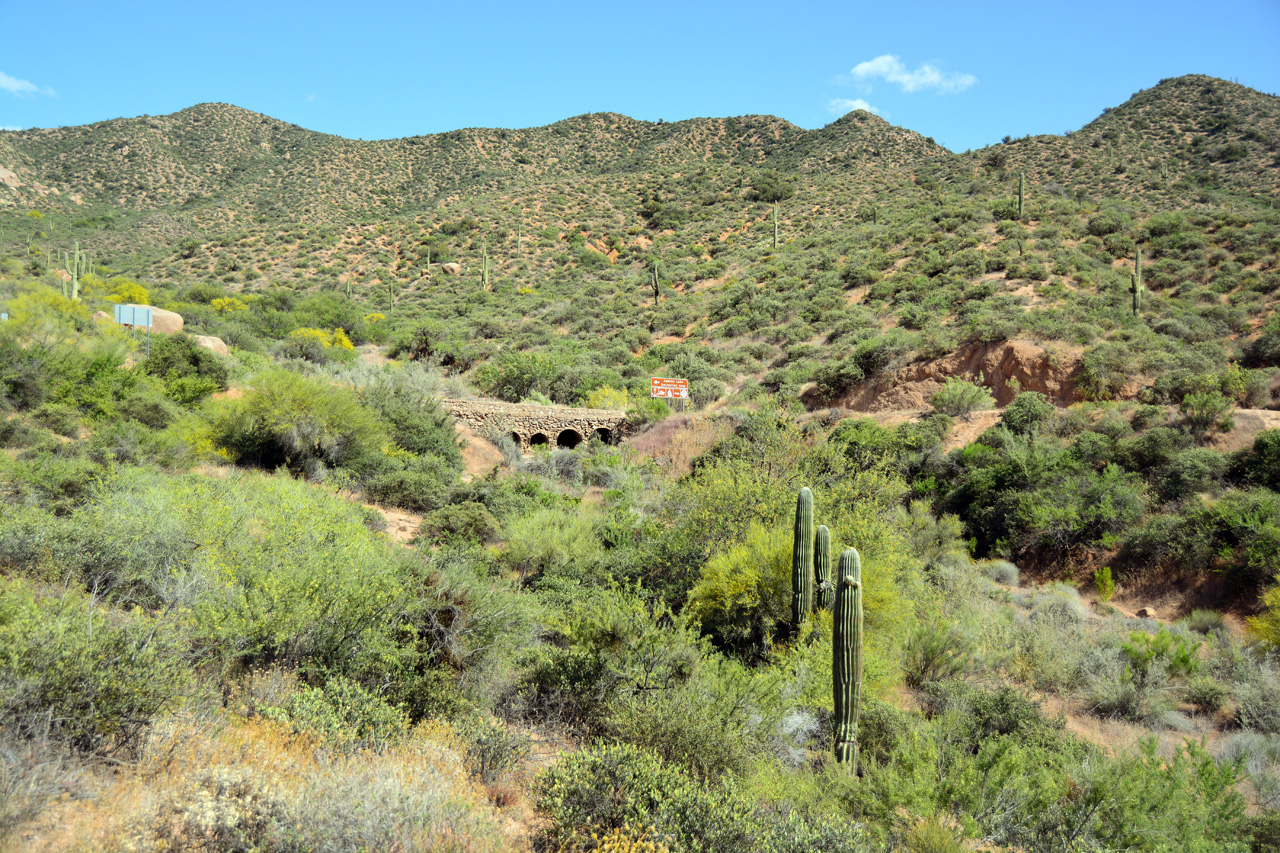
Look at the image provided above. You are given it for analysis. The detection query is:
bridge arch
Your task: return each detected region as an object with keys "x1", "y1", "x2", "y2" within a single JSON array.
[{"x1": 441, "y1": 399, "x2": 629, "y2": 456}]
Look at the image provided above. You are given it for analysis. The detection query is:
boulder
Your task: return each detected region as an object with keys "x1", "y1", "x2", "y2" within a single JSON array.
[
  {"x1": 1136, "y1": 607, "x2": 1158, "y2": 619},
  {"x1": 440, "y1": 262, "x2": 462, "y2": 276},
  {"x1": 191, "y1": 335, "x2": 229, "y2": 357},
  {"x1": 150, "y1": 307, "x2": 184, "y2": 334},
  {"x1": 92, "y1": 311, "x2": 111, "y2": 322}
]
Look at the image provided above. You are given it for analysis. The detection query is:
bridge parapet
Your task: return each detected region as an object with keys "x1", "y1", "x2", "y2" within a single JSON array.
[{"x1": 441, "y1": 398, "x2": 628, "y2": 452}]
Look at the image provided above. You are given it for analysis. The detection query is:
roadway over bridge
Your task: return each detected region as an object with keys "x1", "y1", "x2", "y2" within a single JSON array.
[{"x1": 441, "y1": 398, "x2": 628, "y2": 453}]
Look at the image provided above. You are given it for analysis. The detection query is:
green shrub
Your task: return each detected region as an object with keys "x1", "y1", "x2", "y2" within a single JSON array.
[
  {"x1": 361, "y1": 456, "x2": 454, "y2": 513},
  {"x1": 534, "y1": 742, "x2": 753, "y2": 853},
  {"x1": 1181, "y1": 390, "x2": 1235, "y2": 438},
  {"x1": 828, "y1": 417, "x2": 898, "y2": 466},
  {"x1": 1155, "y1": 447, "x2": 1227, "y2": 502},
  {"x1": 0, "y1": 451, "x2": 107, "y2": 516},
  {"x1": 1183, "y1": 675, "x2": 1227, "y2": 714},
  {"x1": 902, "y1": 623, "x2": 971, "y2": 688},
  {"x1": 57, "y1": 468, "x2": 448, "y2": 688},
  {"x1": 1245, "y1": 313, "x2": 1280, "y2": 367},
  {"x1": 1000, "y1": 391, "x2": 1055, "y2": 435},
  {"x1": 1246, "y1": 811, "x2": 1280, "y2": 853},
  {"x1": 1086, "y1": 663, "x2": 1174, "y2": 723},
  {"x1": 1030, "y1": 583, "x2": 1087, "y2": 629},
  {"x1": 144, "y1": 332, "x2": 229, "y2": 402},
  {"x1": 1094, "y1": 566, "x2": 1115, "y2": 602},
  {"x1": 119, "y1": 382, "x2": 183, "y2": 429},
  {"x1": 1230, "y1": 429, "x2": 1280, "y2": 492},
  {"x1": 454, "y1": 716, "x2": 532, "y2": 784},
  {"x1": 0, "y1": 580, "x2": 192, "y2": 757},
  {"x1": 499, "y1": 506, "x2": 603, "y2": 585},
  {"x1": 1238, "y1": 677, "x2": 1280, "y2": 734},
  {"x1": 602, "y1": 656, "x2": 782, "y2": 778},
  {"x1": 416, "y1": 501, "x2": 501, "y2": 545},
  {"x1": 930, "y1": 378, "x2": 994, "y2": 417},
  {"x1": 348, "y1": 364, "x2": 462, "y2": 469},
  {"x1": 86, "y1": 419, "x2": 191, "y2": 468},
  {"x1": 1184, "y1": 608, "x2": 1227, "y2": 635},
  {"x1": 30, "y1": 402, "x2": 81, "y2": 437},
  {"x1": 263, "y1": 675, "x2": 407, "y2": 752},
  {"x1": 980, "y1": 560, "x2": 1019, "y2": 585},
  {"x1": 901, "y1": 816, "x2": 966, "y2": 853},
  {"x1": 208, "y1": 368, "x2": 389, "y2": 476},
  {"x1": 1079, "y1": 342, "x2": 1138, "y2": 401},
  {"x1": 0, "y1": 417, "x2": 48, "y2": 449}
]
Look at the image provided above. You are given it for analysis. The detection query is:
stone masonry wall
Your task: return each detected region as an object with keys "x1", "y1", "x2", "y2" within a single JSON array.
[{"x1": 441, "y1": 399, "x2": 627, "y2": 452}]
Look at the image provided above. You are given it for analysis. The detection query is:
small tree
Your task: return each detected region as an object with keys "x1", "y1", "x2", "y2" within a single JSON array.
[{"x1": 930, "y1": 378, "x2": 995, "y2": 418}]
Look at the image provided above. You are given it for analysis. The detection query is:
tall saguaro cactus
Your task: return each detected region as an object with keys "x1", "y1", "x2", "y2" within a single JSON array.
[
  {"x1": 1131, "y1": 248, "x2": 1143, "y2": 317},
  {"x1": 833, "y1": 547, "x2": 864, "y2": 771},
  {"x1": 60, "y1": 240, "x2": 84, "y2": 301},
  {"x1": 791, "y1": 487, "x2": 814, "y2": 627},
  {"x1": 814, "y1": 525, "x2": 833, "y2": 610},
  {"x1": 773, "y1": 202, "x2": 779, "y2": 250}
]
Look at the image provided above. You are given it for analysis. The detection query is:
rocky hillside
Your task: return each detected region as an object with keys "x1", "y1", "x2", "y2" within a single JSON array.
[{"x1": 0, "y1": 74, "x2": 1276, "y2": 421}]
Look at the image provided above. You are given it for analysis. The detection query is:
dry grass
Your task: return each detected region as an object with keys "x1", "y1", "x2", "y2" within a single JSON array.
[
  {"x1": 626, "y1": 414, "x2": 732, "y2": 479},
  {"x1": 5, "y1": 712, "x2": 520, "y2": 853}
]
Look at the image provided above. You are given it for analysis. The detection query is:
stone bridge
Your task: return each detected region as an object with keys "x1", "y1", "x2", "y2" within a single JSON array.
[{"x1": 441, "y1": 398, "x2": 628, "y2": 453}]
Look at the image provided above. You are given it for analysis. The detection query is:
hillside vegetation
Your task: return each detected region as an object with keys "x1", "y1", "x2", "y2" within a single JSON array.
[{"x1": 2, "y1": 74, "x2": 1280, "y2": 852}]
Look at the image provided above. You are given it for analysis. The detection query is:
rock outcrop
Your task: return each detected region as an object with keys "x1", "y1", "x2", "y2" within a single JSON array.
[
  {"x1": 191, "y1": 335, "x2": 229, "y2": 357},
  {"x1": 150, "y1": 307, "x2": 184, "y2": 334}
]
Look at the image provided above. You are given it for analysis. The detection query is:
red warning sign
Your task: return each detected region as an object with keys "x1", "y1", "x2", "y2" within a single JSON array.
[{"x1": 650, "y1": 377, "x2": 689, "y2": 399}]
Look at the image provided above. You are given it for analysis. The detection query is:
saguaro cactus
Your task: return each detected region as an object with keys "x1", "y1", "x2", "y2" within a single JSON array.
[
  {"x1": 791, "y1": 487, "x2": 814, "y2": 627},
  {"x1": 814, "y1": 525, "x2": 833, "y2": 610},
  {"x1": 1130, "y1": 248, "x2": 1143, "y2": 316},
  {"x1": 773, "y1": 201, "x2": 779, "y2": 249},
  {"x1": 60, "y1": 241, "x2": 84, "y2": 300},
  {"x1": 833, "y1": 547, "x2": 864, "y2": 771}
]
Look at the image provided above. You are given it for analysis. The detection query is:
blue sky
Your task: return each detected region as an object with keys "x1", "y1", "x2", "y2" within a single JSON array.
[{"x1": 2, "y1": 1, "x2": 1278, "y2": 153}]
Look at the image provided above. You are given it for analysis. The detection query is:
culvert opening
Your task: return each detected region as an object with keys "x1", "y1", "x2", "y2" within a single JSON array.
[
  {"x1": 557, "y1": 429, "x2": 583, "y2": 449},
  {"x1": 530, "y1": 433, "x2": 549, "y2": 449},
  {"x1": 593, "y1": 427, "x2": 614, "y2": 445}
]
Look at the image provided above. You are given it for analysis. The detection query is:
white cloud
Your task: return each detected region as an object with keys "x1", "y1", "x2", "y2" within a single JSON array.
[
  {"x1": 828, "y1": 98, "x2": 882, "y2": 116},
  {"x1": 849, "y1": 55, "x2": 976, "y2": 94},
  {"x1": 306, "y1": 93, "x2": 317, "y2": 102},
  {"x1": 0, "y1": 71, "x2": 56, "y2": 97},
  {"x1": 0, "y1": 126, "x2": 25, "y2": 131}
]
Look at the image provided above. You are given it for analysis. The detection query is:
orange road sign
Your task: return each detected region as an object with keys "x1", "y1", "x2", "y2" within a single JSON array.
[{"x1": 650, "y1": 377, "x2": 689, "y2": 399}]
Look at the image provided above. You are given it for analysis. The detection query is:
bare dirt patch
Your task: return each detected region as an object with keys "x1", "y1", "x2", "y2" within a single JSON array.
[
  {"x1": 814, "y1": 339, "x2": 1084, "y2": 413},
  {"x1": 457, "y1": 421, "x2": 507, "y2": 481},
  {"x1": 372, "y1": 504, "x2": 423, "y2": 545}
]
